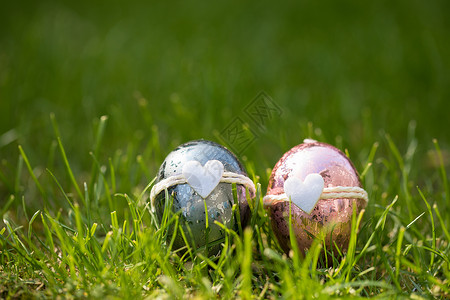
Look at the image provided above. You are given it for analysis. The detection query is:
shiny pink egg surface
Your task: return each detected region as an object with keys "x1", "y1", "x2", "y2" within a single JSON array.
[{"x1": 266, "y1": 140, "x2": 366, "y2": 255}]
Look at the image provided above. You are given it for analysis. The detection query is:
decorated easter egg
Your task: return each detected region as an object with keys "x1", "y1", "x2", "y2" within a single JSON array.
[
  {"x1": 151, "y1": 140, "x2": 255, "y2": 255},
  {"x1": 263, "y1": 139, "x2": 368, "y2": 256}
]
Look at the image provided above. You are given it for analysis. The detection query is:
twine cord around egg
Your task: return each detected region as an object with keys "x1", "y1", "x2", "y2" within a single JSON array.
[
  {"x1": 263, "y1": 185, "x2": 369, "y2": 206},
  {"x1": 150, "y1": 170, "x2": 256, "y2": 209}
]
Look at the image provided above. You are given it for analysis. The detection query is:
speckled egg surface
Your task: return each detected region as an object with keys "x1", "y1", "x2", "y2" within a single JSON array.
[{"x1": 154, "y1": 140, "x2": 250, "y2": 254}]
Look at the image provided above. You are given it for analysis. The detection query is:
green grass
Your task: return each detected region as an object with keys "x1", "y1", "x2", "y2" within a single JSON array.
[{"x1": 1, "y1": 0, "x2": 450, "y2": 298}]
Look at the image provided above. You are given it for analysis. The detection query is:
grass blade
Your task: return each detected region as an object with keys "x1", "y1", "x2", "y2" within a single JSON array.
[
  {"x1": 56, "y1": 137, "x2": 85, "y2": 203},
  {"x1": 18, "y1": 145, "x2": 47, "y2": 206}
]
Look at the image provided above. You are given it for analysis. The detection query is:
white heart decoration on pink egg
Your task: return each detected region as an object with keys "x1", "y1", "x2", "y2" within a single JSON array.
[{"x1": 283, "y1": 173, "x2": 324, "y2": 214}]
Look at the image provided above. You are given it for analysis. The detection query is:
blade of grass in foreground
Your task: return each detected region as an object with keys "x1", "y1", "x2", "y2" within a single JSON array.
[
  {"x1": 89, "y1": 115, "x2": 108, "y2": 192},
  {"x1": 0, "y1": 195, "x2": 15, "y2": 220},
  {"x1": 417, "y1": 187, "x2": 436, "y2": 270},
  {"x1": 18, "y1": 145, "x2": 48, "y2": 207},
  {"x1": 433, "y1": 139, "x2": 449, "y2": 225},
  {"x1": 55, "y1": 137, "x2": 85, "y2": 204},
  {"x1": 385, "y1": 134, "x2": 413, "y2": 220},
  {"x1": 240, "y1": 227, "x2": 253, "y2": 299}
]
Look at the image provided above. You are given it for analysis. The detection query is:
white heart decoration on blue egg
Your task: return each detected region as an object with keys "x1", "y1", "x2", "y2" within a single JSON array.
[
  {"x1": 284, "y1": 173, "x2": 324, "y2": 214},
  {"x1": 182, "y1": 160, "x2": 224, "y2": 198}
]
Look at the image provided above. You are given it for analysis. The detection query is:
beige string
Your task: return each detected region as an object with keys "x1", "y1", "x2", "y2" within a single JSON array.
[
  {"x1": 150, "y1": 172, "x2": 256, "y2": 208},
  {"x1": 263, "y1": 186, "x2": 368, "y2": 207}
]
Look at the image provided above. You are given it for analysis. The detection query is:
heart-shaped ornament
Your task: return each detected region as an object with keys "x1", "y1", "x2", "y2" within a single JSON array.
[
  {"x1": 182, "y1": 160, "x2": 224, "y2": 198},
  {"x1": 284, "y1": 173, "x2": 324, "y2": 214}
]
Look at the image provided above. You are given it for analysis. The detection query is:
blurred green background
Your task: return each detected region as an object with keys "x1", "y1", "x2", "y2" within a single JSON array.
[{"x1": 1, "y1": 0, "x2": 449, "y2": 203}]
